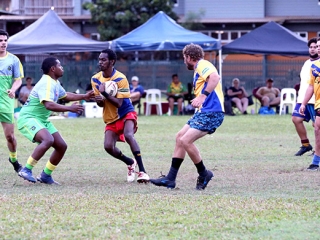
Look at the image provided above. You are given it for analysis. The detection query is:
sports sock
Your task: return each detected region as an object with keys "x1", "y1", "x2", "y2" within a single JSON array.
[
  {"x1": 311, "y1": 154, "x2": 320, "y2": 166},
  {"x1": 9, "y1": 151, "x2": 17, "y2": 163},
  {"x1": 301, "y1": 139, "x2": 310, "y2": 147},
  {"x1": 26, "y1": 156, "x2": 38, "y2": 170},
  {"x1": 195, "y1": 160, "x2": 207, "y2": 177},
  {"x1": 166, "y1": 158, "x2": 184, "y2": 181},
  {"x1": 117, "y1": 151, "x2": 135, "y2": 165},
  {"x1": 44, "y1": 161, "x2": 57, "y2": 175},
  {"x1": 133, "y1": 151, "x2": 145, "y2": 173}
]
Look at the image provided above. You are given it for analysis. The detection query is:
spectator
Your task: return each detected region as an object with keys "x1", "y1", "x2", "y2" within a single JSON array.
[
  {"x1": 256, "y1": 78, "x2": 280, "y2": 107},
  {"x1": 227, "y1": 78, "x2": 249, "y2": 114},
  {"x1": 129, "y1": 76, "x2": 144, "y2": 103},
  {"x1": 167, "y1": 74, "x2": 187, "y2": 115},
  {"x1": 18, "y1": 77, "x2": 34, "y2": 105}
]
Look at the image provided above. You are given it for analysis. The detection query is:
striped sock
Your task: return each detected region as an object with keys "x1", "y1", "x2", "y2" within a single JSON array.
[
  {"x1": 9, "y1": 151, "x2": 17, "y2": 163},
  {"x1": 26, "y1": 156, "x2": 38, "y2": 170},
  {"x1": 44, "y1": 161, "x2": 57, "y2": 175}
]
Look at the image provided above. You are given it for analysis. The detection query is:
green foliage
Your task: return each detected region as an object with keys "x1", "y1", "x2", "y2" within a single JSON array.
[
  {"x1": 83, "y1": 0, "x2": 179, "y2": 41},
  {"x1": 181, "y1": 9, "x2": 206, "y2": 31}
]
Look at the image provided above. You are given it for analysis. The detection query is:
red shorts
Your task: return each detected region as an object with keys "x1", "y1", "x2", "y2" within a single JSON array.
[{"x1": 105, "y1": 112, "x2": 138, "y2": 142}]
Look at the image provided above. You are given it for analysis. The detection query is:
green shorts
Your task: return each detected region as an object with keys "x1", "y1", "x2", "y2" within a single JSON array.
[
  {"x1": 18, "y1": 117, "x2": 58, "y2": 143},
  {"x1": 0, "y1": 112, "x2": 14, "y2": 124}
]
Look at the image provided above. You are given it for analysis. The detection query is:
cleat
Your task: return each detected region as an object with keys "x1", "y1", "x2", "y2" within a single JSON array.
[
  {"x1": 295, "y1": 145, "x2": 313, "y2": 156},
  {"x1": 18, "y1": 167, "x2": 36, "y2": 183},
  {"x1": 127, "y1": 159, "x2": 137, "y2": 182},
  {"x1": 8, "y1": 158, "x2": 22, "y2": 173},
  {"x1": 37, "y1": 171, "x2": 60, "y2": 185},
  {"x1": 137, "y1": 172, "x2": 150, "y2": 183},
  {"x1": 196, "y1": 170, "x2": 214, "y2": 190},
  {"x1": 150, "y1": 175, "x2": 176, "y2": 189},
  {"x1": 306, "y1": 164, "x2": 319, "y2": 171}
]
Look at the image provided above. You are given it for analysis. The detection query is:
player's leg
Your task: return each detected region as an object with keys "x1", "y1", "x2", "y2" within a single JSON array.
[
  {"x1": 1, "y1": 116, "x2": 22, "y2": 173},
  {"x1": 37, "y1": 131, "x2": 67, "y2": 185},
  {"x1": 307, "y1": 112, "x2": 320, "y2": 171},
  {"x1": 123, "y1": 119, "x2": 149, "y2": 182},
  {"x1": 18, "y1": 118, "x2": 54, "y2": 183},
  {"x1": 292, "y1": 103, "x2": 313, "y2": 156},
  {"x1": 150, "y1": 124, "x2": 190, "y2": 189}
]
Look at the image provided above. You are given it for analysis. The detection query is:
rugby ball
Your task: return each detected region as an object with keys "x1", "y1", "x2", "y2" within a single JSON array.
[{"x1": 104, "y1": 81, "x2": 118, "y2": 97}]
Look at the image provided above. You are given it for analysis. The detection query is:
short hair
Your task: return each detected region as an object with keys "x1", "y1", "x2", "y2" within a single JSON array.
[
  {"x1": 308, "y1": 37, "x2": 317, "y2": 47},
  {"x1": 0, "y1": 29, "x2": 9, "y2": 38},
  {"x1": 172, "y1": 74, "x2": 178, "y2": 79},
  {"x1": 41, "y1": 57, "x2": 58, "y2": 74},
  {"x1": 182, "y1": 43, "x2": 204, "y2": 61},
  {"x1": 101, "y1": 49, "x2": 117, "y2": 65},
  {"x1": 26, "y1": 77, "x2": 32, "y2": 81},
  {"x1": 232, "y1": 78, "x2": 240, "y2": 86}
]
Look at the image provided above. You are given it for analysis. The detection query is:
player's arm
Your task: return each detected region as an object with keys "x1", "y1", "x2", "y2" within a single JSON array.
[
  {"x1": 7, "y1": 78, "x2": 22, "y2": 99},
  {"x1": 98, "y1": 82, "x2": 123, "y2": 108},
  {"x1": 64, "y1": 90, "x2": 94, "y2": 102},
  {"x1": 43, "y1": 100, "x2": 84, "y2": 114},
  {"x1": 191, "y1": 72, "x2": 220, "y2": 108},
  {"x1": 299, "y1": 84, "x2": 314, "y2": 115}
]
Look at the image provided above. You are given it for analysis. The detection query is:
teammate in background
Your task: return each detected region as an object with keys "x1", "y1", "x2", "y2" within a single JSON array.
[
  {"x1": 292, "y1": 37, "x2": 319, "y2": 156},
  {"x1": 150, "y1": 43, "x2": 224, "y2": 190},
  {"x1": 91, "y1": 49, "x2": 149, "y2": 183},
  {"x1": 0, "y1": 29, "x2": 23, "y2": 174},
  {"x1": 18, "y1": 57, "x2": 94, "y2": 184},
  {"x1": 299, "y1": 37, "x2": 320, "y2": 171}
]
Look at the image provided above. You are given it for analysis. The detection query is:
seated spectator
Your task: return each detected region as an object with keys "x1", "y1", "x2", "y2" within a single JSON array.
[
  {"x1": 129, "y1": 76, "x2": 144, "y2": 104},
  {"x1": 255, "y1": 78, "x2": 280, "y2": 107},
  {"x1": 18, "y1": 77, "x2": 34, "y2": 105},
  {"x1": 166, "y1": 74, "x2": 187, "y2": 115},
  {"x1": 227, "y1": 78, "x2": 249, "y2": 114}
]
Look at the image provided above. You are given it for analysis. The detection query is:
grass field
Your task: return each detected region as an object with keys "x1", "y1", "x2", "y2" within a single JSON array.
[{"x1": 1, "y1": 114, "x2": 320, "y2": 239}]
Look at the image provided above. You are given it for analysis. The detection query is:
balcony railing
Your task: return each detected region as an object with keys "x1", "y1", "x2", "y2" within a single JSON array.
[{"x1": 17, "y1": 0, "x2": 74, "y2": 15}]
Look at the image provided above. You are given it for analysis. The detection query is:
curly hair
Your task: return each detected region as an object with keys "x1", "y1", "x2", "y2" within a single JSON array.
[
  {"x1": 101, "y1": 48, "x2": 117, "y2": 65},
  {"x1": 41, "y1": 57, "x2": 58, "y2": 74},
  {"x1": 182, "y1": 43, "x2": 204, "y2": 61}
]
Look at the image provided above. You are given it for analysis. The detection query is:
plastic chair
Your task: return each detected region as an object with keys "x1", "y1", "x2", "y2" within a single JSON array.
[
  {"x1": 145, "y1": 89, "x2": 162, "y2": 116},
  {"x1": 167, "y1": 101, "x2": 185, "y2": 116},
  {"x1": 279, "y1": 88, "x2": 297, "y2": 115}
]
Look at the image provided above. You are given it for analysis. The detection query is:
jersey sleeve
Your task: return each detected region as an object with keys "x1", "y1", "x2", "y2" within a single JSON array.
[
  {"x1": 13, "y1": 56, "x2": 24, "y2": 80},
  {"x1": 198, "y1": 60, "x2": 217, "y2": 80},
  {"x1": 117, "y1": 78, "x2": 130, "y2": 98}
]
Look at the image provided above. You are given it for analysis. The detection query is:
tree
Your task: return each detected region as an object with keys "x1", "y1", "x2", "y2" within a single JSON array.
[
  {"x1": 181, "y1": 9, "x2": 206, "y2": 31},
  {"x1": 83, "y1": 0, "x2": 178, "y2": 41}
]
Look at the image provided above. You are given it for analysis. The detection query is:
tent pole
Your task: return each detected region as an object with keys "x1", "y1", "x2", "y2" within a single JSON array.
[{"x1": 219, "y1": 49, "x2": 222, "y2": 84}]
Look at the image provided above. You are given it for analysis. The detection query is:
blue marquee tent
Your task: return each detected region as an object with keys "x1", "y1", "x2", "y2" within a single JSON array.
[
  {"x1": 7, "y1": 9, "x2": 108, "y2": 54},
  {"x1": 110, "y1": 11, "x2": 220, "y2": 52},
  {"x1": 222, "y1": 21, "x2": 308, "y2": 56}
]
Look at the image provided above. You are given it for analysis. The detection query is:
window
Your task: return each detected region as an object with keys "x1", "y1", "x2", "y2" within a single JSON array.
[
  {"x1": 201, "y1": 30, "x2": 249, "y2": 44},
  {"x1": 172, "y1": 0, "x2": 178, "y2": 7}
]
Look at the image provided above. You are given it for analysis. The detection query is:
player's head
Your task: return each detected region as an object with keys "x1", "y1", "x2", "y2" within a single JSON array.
[
  {"x1": 41, "y1": 57, "x2": 64, "y2": 78},
  {"x1": 308, "y1": 37, "x2": 318, "y2": 58},
  {"x1": 183, "y1": 44, "x2": 204, "y2": 62},
  {"x1": 0, "y1": 29, "x2": 9, "y2": 53},
  {"x1": 101, "y1": 49, "x2": 117, "y2": 65},
  {"x1": 0, "y1": 29, "x2": 9, "y2": 39},
  {"x1": 183, "y1": 44, "x2": 204, "y2": 70}
]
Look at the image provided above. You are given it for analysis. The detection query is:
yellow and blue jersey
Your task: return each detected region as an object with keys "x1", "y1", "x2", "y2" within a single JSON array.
[
  {"x1": 309, "y1": 61, "x2": 320, "y2": 109},
  {"x1": 91, "y1": 68, "x2": 134, "y2": 124},
  {"x1": 193, "y1": 59, "x2": 224, "y2": 112}
]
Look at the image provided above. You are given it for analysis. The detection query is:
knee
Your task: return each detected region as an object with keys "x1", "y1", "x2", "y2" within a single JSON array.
[
  {"x1": 5, "y1": 133, "x2": 15, "y2": 143},
  {"x1": 42, "y1": 137, "x2": 55, "y2": 149},
  {"x1": 124, "y1": 132, "x2": 135, "y2": 143}
]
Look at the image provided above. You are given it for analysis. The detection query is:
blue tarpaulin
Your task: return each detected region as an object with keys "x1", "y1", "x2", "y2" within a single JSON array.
[
  {"x1": 222, "y1": 21, "x2": 308, "y2": 56},
  {"x1": 110, "y1": 11, "x2": 220, "y2": 52}
]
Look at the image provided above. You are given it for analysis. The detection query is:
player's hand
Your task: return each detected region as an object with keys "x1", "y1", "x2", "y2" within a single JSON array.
[
  {"x1": 7, "y1": 89, "x2": 15, "y2": 98},
  {"x1": 70, "y1": 102, "x2": 84, "y2": 115},
  {"x1": 191, "y1": 95, "x2": 206, "y2": 108},
  {"x1": 98, "y1": 83, "x2": 105, "y2": 93},
  {"x1": 84, "y1": 90, "x2": 95, "y2": 101},
  {"x1": 299, "y1": 104, "x2": 305, "y2": 115}
]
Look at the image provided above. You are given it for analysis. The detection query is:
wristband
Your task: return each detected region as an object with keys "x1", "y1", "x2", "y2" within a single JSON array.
[
  {"x1": 203, "y1": 90, "x2": 210, "y2": 96},
  {"x1": 101, "y1": 92, "x2": 109, "y2": 99}
]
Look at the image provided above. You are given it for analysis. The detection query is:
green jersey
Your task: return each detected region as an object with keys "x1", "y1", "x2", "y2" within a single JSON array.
[
  {"x1": 0, "y1": 52, "x2": 24, "y2": 113},
  {"x1": 18, "y1": 75, "x2": 67, "y2": 122}
]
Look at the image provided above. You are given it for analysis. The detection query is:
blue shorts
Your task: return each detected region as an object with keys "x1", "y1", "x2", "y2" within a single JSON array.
[
  {"x1": 292, "y1": 103, "x2": 315, "y2": 122},
  {"x1": 187, "y1": 111, "x2": 224, "y2": 134}
]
